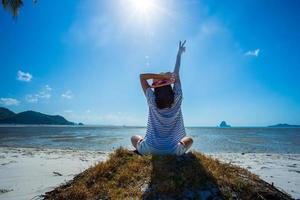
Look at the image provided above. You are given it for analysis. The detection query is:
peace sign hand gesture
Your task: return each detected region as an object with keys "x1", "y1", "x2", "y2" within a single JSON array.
[{"x1": 178, "y1": 40, "x2": 186, "y2": 55}]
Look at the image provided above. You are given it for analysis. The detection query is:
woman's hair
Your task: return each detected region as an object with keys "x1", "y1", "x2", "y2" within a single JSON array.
[{"x1": 154, "y1": 85, "x2": 174, "y2": 109}]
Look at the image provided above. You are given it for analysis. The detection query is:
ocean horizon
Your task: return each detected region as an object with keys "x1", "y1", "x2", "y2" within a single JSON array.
[{"x1": 1, "y1": 126, "x2": 299, "y2": 154}]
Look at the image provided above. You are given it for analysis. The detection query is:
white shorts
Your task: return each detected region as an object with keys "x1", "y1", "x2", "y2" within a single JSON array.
[{"x1": 136, "y1": 139, "x2": 188, "y2": 156}]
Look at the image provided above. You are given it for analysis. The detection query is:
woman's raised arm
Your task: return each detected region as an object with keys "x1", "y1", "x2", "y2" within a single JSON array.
[{"x1": 173, "y1": 40, "x2": 186, "y2": 84}]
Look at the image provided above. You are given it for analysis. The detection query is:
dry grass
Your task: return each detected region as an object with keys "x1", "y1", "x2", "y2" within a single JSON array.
[{"x1": 44, "y1": 148, "x2": 292, "y2": 200}]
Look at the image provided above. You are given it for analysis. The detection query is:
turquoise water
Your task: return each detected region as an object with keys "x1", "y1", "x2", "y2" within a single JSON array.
[{"x1": 0, "y1": 126, "x2": 299, "y2": 153}]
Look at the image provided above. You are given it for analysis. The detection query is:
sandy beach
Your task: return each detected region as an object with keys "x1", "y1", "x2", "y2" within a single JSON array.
[
  {"x1": 209, "y1": 153, "x2": 300, "y2": 199},
  {"x1": 0, "y1": 147, "x2": 108, "y2": 200},
  {"x1": 0, "y1": 147, "x2": 299, "y2": 199}
]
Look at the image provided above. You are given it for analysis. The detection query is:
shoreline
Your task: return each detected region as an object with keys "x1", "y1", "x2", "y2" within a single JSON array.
[{"x1": 0, "y1": 147, "x2": 299, "y2": 199}]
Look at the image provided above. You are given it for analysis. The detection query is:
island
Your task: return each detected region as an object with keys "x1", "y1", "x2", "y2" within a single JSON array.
[
  {"x1": 219, "y1": 121, "x2": 231, "y2": 128},
  {"x1": 268, "y1": 123, "x2": 300, "y2": 128},
  {"x1": 0, "y1": 107, "x2": 75, "y2": 125}
]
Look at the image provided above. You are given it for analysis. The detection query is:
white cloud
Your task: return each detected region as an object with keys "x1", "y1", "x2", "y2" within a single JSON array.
[
  {"x1": 17, "y1": 70, "x2": 32, "y2": 82},
  {"x1": 64, "y1": 110, "x2": 73, "y2": 113},
  {"x1": 25, "y1": 85, "x2": 52, "y2": 103},
  {"x1": 61, "y1": 90, "x2": 73, "y2": 99},
  {"x1": 25, "y1": 95, "x2": 39, "y2": 103},
  {"x1": 45, "y1": 85, "x2": 52, "y2": 91},
  {"x1": 0, "y1": 98, "x2": 20, "y2": 106},
  {"x1": 37, "y1": 91, "x2": 51, "y2": 99},
  {"x1": 245, "y1": 49, "x2": 260, "y2": 57}
]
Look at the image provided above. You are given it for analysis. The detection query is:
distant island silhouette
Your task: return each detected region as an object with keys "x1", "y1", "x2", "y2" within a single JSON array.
[
  {"x1": 268, "y1": 123, "x2": 300, "y2": 128},
  {"x1": 219, "y1": 121, "x2": 231, "y2": 128},
  {"x1": 0, "y1": 107, "x2": 75, "y2": 125}
]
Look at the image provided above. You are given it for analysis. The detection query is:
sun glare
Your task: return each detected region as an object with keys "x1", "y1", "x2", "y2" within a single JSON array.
[
  {"x1": 119, "y1": 0, "x2": 169, "y2": 34},
  {"x1": 129, "y1": 0, "x2": 156, "y2": 17},
  {"x1": 133, "y1": 0, "x2": 153, "y2": 13}
]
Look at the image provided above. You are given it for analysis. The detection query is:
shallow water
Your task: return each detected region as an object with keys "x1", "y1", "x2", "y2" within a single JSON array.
[{"x1": 0, "y1": 126, "x2": 299, "y2": 153}]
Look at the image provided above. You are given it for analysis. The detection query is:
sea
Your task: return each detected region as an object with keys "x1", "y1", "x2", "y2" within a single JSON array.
[{"x1": 0, "y1": 126, "x2": 299, "y2": 153}]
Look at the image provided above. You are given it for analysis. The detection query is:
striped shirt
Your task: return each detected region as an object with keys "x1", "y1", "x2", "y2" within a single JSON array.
[{"x1": 144, "y1": 82, "x2": 186, "y2": 154}]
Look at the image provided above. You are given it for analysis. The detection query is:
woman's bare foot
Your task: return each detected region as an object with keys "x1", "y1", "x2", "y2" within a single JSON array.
[{"x1": 131, "y1": 135, "x2": 143, "y2": 149}]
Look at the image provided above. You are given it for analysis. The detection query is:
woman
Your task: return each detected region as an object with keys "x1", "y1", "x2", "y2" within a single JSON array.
[{"x1": 131, "y1": 41, "x2": 193, "y2": 155}]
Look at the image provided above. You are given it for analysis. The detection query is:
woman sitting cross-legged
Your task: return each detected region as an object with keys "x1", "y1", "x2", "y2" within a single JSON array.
[{"x1": 131, "y1": 41, "x2": 193, "y2": 156}]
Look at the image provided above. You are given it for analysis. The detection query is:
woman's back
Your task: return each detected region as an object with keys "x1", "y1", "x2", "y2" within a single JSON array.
[{"x1": 144, "y1": 83, "x2": 186, "y2": 154}]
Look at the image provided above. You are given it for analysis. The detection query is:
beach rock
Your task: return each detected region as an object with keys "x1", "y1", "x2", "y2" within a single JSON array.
[
  {"x1": 79, "y1": 157, "x2": 88, "y2": 162},
  {"x1": 261, "y1": 166, "x2": 270, "y2": 170},
  {"x1": 0, "y1": 188, "x2": 13, "y2": 193},
  {"x1": 53, "y1": 171, "x2": 62, "y2": 176},
  {"x1": 219, "y1": 121, "x2": 231, "y2": 128},
  {"x1": 1, "y1": 160, "x2": 17, "y2": 166},
  {"x1": 288, "y1": 169, "x2": 300, "y2": 174}
]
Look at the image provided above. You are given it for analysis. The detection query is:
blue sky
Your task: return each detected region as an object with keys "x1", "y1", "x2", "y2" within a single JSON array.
[{"x1": 0, "y1": 0, "x2": 299, "y2": 126}]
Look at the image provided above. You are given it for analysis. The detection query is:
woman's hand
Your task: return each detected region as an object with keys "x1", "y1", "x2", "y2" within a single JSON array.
[
  {"x1": 178, "y1": 40, "x2": 186, "y2": 56},
  {"x1": 163, "y1": 72, "x2": 176, "y2": 83}
]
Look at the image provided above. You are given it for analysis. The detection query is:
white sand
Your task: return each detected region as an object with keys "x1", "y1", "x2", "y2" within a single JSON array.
[
  {"x1": 0, "y1": 147, "x2": 108, "y2": 200},
  {"x1": 0, "y1": 148, "x2": 299, "y2": 199},
  {"x1": 208, "y1": 153, "x2": 300, "y2": 199}
]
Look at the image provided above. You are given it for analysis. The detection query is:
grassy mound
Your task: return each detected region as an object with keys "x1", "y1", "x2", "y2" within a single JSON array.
[{"x1": 43, "y1": 148, "x2": 292, "y2": 200}]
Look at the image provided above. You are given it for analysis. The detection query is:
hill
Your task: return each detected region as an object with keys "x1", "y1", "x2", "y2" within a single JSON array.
[
  {"x1": 268, "y1": 123, "x2": 300, "y2": 128},
  {"x1": 0, "y1": 107, "x2": 74, "y2": 125},
  {"x1": 43, "y1": 148, "x2": 292, "y2": 200},
  {"x1": 0, "y1": 107, "x2": 16, "y2": 120}
]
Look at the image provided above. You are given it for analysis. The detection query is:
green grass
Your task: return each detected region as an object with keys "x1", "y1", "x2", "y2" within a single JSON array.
[{"x1": 44, "y1": 148, "x2": 292, "y2": 200}]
